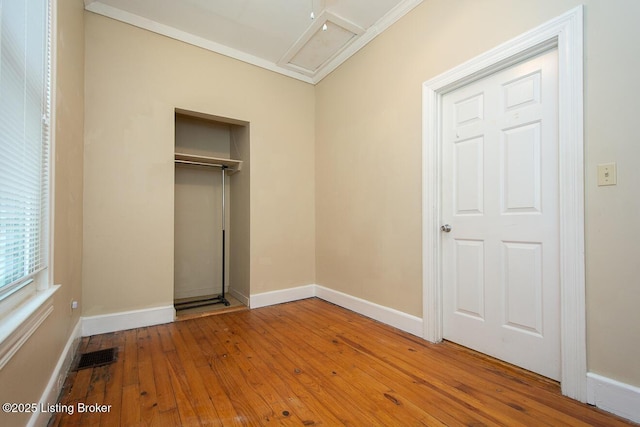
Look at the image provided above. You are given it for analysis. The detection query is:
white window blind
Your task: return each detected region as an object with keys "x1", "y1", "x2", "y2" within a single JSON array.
[{"x1": 0, "y1": 0, "x2": 51, "y2": 299}]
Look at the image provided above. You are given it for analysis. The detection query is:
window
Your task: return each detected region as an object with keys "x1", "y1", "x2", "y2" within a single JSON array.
[{"x1": 0, "y1": 0, "x2": 52, "y2": 302}]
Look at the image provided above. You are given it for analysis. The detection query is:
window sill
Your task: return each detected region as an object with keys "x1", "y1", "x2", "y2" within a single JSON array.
[{"x1": 0, "y1": 285, "x2": 60, "y2": 370}]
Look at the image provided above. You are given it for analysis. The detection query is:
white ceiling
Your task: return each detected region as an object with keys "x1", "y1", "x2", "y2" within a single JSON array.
[{"x1": 84, "y1": 0, "x2": 423, "y2": 84}]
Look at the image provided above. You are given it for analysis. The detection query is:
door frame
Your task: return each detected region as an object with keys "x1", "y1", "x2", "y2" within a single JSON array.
[{"x1": 422, "y1": 6, "x2": 585, "y2": 401}]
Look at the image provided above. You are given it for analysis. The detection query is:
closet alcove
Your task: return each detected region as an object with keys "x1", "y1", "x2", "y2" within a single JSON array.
[{"x1": 173, "y1": 109, "x2": 250, "y2": 317}]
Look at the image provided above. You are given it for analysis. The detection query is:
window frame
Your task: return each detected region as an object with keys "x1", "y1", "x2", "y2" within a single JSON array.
[{"x1": 0, "y1": 0, "x2": 58, "y2": 357}]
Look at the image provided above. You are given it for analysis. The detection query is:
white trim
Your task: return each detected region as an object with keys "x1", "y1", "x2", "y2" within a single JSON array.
[
  {"x1": 81, "y1": 305, "x2": 175, "y2": 336},
  {"x1": 422, "y1": 6, "x2": 585, "y2": 401},
  {"x1": 28, "y1": 319, "x2": 81, "y2": 427},
  {"x1": 84, "y1": 0, "x2": 423, "y2": 84},
  {"x1": 249, "y1": 285, "x2": 316, "y2": 309},
  {"x1": 83, "y1": 1, "x2": 313, "y2": 84},
  {"x1": 0, "y1": 286, "x2": 59, "y2": 370},
  {"x1": 587, "y1": 373, "x2": 640, "y2": 424},
  {"x1": 47, "y1": 0, "x2": 57, "y2": 295},
  {"x1": 78, "y1": 284, "x2": 421, "y2": 340},
  {"x1": 315, "y1": 286, "x2": 423, "y2": 337},
  {"x1": 249, "y1": 285, "x2": 423, "y2": 337},
  {"x1": 79, "y1": 285, "x2": 420, "y2": 338}
]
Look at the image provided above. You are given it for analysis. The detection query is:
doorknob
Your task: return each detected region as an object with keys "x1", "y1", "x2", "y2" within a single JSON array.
[{"x1": 441, "y1": 224, "x2": 452, "y2": 232}]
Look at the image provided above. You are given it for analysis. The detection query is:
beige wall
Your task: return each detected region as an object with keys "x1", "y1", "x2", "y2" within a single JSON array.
[
  {"x1": 5, "y1": 2, "x2": 638, "y2": 423},
  {"x1": 316, "y1": 0, "x2": 640, "y2": 387},
  {"x1": 82, "y1": 13, "x2": 316, "y2": 315},
  {"x1": 0, "y1": 0, "x2": 85, "y2": 425},
  {"x1": 52, "y1": 0, "x2": 85, "y2": 339}
]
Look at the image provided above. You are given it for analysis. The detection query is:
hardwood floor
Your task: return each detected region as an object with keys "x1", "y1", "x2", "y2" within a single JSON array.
[{"x1": 49, "y1": 298, "x2": 633, "y2": 426}]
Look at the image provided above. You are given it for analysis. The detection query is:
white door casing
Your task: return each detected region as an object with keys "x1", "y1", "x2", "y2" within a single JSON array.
[
  {"x1": 441, "y1": 49, "x2": 560, "y2": 380},
  {"x1": 422, "y1": 6, "x2": 585, "y2": 400}
]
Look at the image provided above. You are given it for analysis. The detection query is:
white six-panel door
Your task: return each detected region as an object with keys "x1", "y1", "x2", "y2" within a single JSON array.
[{"x1": 441, "y1": 49, "x2": 560, "y2": 380}]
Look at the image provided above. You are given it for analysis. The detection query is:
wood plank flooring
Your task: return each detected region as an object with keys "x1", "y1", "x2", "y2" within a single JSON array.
[{"x1": 49, "y1": 298, "x2": 633, "y2": 426}]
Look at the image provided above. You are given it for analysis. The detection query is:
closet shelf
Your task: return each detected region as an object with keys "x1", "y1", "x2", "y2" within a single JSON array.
[{"x1": 175, "y1": 152, "x2": 242, "y2": 174}]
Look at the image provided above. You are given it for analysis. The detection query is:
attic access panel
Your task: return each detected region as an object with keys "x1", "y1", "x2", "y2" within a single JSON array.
[{"x1": 279, "y1": 11, "x2": 364, "y2": 76}]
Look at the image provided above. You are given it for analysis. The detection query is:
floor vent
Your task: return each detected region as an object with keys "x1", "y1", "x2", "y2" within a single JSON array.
[{"x1": 75, "y1": 348, "x2": 117, "y2": 370}]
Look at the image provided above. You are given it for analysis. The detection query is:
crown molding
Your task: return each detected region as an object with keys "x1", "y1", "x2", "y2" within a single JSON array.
[{"x1": 85, "y1": 0, "x2": 423, "y2": 84}]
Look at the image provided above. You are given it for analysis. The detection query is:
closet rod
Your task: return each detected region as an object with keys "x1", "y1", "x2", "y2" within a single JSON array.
[{"x1": 175, "y1": 159, "x2": 227, "y2": 168}]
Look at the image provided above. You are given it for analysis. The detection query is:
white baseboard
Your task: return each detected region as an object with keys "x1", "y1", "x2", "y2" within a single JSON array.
[
  {"x1": 78, "y1": 285, "x2": 421, "y2": 339},
  {"x1": 249, "y1": 285, "x2": 315, "y2": 309},
  {"x1": 81, "y1": 305, "x2": 175, "y2": 336},
  {"x1": 46, "y1": 289, "x2": 640, "y2": 425},
  {"x1": 315, "y1": 286, "x2": 423, "y2": 337},
  {"x1": 249, "y1": 285, "x2": 423, "y2": 337},
  {"x1": 29, "y1": 319, "x2": 82, "y2": 427},
  {"x1": 587, "y1": 372, "x2": 640, "y2": 423}
]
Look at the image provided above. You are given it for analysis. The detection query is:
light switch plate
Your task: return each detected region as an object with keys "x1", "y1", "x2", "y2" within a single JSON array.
[{"x1": 597, "y1": 162, "x2": 617, "y2": 186}]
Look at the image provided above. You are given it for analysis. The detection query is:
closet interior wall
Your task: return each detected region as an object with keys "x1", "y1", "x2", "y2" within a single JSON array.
[
  {"x1": 174, "y1": 114, "x2": 232, "y2": 301},
  {"x1": 228, "y1": 123, "x2": 250, "y2": 304}
]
